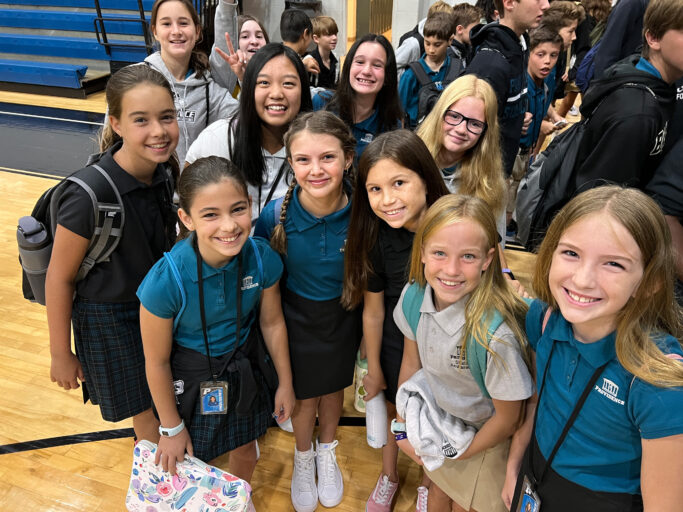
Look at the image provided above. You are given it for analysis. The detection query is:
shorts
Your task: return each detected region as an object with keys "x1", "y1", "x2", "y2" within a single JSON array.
[
  {"x1": 72, "y1": 297, "x2": 152, "y2": 422},
  {"x1": 426, "y1": 439, "x2": 510, "y2": 512}
]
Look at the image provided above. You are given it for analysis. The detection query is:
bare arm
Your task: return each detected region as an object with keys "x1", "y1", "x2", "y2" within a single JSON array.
[
  {"x1": 140, "y1": 305, "x2": 192, "y2": 474},
  {"x1": 458, "y1": 397, "x2": 525, "y2": 461},
  {"x1": 641, "y1": 434, "x2": 683, "y2": 511},
  {"x1": 45, "y1": 224, "x2": 89, "y2": 390},
  {"x1": 259, "y1": 282, "x2": 295, "y2": 421},
  {"x1": 362, "y1": 290, "x2": 386, "y2": 400},
  {"x1": 395, "y1": 335, "x2": 424, "y2": 464}
]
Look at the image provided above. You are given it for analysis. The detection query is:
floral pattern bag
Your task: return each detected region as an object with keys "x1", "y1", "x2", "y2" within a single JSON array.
[{"x1": 126, "y1": 440, "x2": 253, "y2": 511}]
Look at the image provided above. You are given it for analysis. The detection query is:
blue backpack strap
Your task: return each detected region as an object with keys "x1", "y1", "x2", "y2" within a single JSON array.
[
  {"x1": 272, "y1": 195, "x2": 285, "y2": 228},
  {"x1": 466, "y1": 310, "x2": 504, "y2": 400},
  {"x1": 401, "y1": 282, "x2": 426, "y2": 339},
  {"x1": 163, "y1": 252, "x2": 186, "y2": 331},
  {"x1": 247, "y1": 237, "x2": 264, "y2": 290}
]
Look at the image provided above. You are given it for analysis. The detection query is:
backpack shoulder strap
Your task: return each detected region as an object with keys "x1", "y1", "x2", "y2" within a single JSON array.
[
  {"x1": 409, "y1": 61, "x2": 432, "y2": 87},
  {"x1": 401, "y1": 282, "x2": 426, "y2": 339},
  {"x1": 443, "y1": 56, "x2": 463, "y2": 83},
  {"x1": 466, "y1": 310, "x2": 505, "y2": 400},
  {"x1": 247, "y1": 237, "x2": 264, "y2": 290},
  {"x1": 163, "y1": 251, "x2": 186, "y2": 331},
  {"x1": 272, "y1": 195, "x2": 285, "y2": 227}
]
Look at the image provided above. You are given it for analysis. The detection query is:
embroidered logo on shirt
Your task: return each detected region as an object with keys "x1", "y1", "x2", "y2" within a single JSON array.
[
  {"x1": 173, "y1": 379, "x2": 184, "y2": 395},
  {"x1": 442, "y1": 439, "x2": 458, "y2": 458},
  {"x1": 361, "y1": 133, "x2": 374, "y2": 143},
  {"x1": 179, "y1": 110, "x2": 197, "y2": 123},
  {"x1": 594, "y1": 377, "x2": 625, "y2": 405},
  {"x1": 449, "y1": 347, "x2": 470, "y2": 369},
  {"x1": 241, "y1": 275, "x2": 259, "y2": 290}
]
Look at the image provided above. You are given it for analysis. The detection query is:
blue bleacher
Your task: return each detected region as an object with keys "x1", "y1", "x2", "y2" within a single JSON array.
[
  {"x1": 0, "y1": 10, "x2": 150, "y2": 36},
  {"x1": 0, "y1": 59, "x2": 86, "y2": 88},
  {"x1": 8, "y1": 0, "x2": 154, "y2": 10}
]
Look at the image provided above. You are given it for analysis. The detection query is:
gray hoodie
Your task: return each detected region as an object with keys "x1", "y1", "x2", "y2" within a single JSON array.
[
  {"x1": 143, "y1": 52, "x2": 238, "y2": 165},
  {"x1": 209, "y1": 0, "x2": 240, "y2": 94}
]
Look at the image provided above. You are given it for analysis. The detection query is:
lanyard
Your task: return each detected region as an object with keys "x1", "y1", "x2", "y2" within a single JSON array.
[
  {"x1": 533, "y1": 340, "x2": 608, "y2": 484},
  {"x1": 193, "y1": 236, "x2": 242, "y2": 380},
  {"x1": 258, "y1": 159, "x2": 289, "y2": 216}
]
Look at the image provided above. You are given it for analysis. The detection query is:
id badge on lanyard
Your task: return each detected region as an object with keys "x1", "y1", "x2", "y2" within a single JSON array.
[
  {"x1": 517, "y1": 475, "x2": 542, "y2": 512},
  {"x1": 195, "y1": 236, "x2": 242, "y2": 416}
]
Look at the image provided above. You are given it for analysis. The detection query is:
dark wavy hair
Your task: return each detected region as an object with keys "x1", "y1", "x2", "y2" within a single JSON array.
[
  {"x1": 326, "y1": 33, "x2": 403, "y2": 134},
  {"x1": 230, "y1": 43, "x2": 312, "y2": 187}
]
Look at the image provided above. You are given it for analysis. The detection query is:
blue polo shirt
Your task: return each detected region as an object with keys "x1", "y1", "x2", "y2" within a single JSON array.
[
  {"x1": 254, "y1": 185, "x2": 351, "y2": 301},
  {"x1": 520, "y1": 73, "x2": 551, "y2": 149},
  {"x1": 312, "y1": 91, "x2": 385, "y2": 160},
  {"x1": 137, "y1": 236, "x2": 283, "y2": 356},
  {"x1": 526, "y1": 299, "x2": 683, "y2": 494},
  {"x1": 399, "y1": 55, "x2": 452, "y2": 129}
]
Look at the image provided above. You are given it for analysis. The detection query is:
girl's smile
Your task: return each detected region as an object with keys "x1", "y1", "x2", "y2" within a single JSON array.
[
  {"x1": 349, "y1": 42, "x2": 386, "y2": 97},
  {"x1": 439, "y1": 96, "x2": 486, "y2": 164},
  {"x1": 152, "y1": 0, "x2": 199, "y2": 61},
  {"x1": 255, "y1": 55, "x2": 302, "y2": 128}
]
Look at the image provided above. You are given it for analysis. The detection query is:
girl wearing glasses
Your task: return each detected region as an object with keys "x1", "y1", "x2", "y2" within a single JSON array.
[{"x1": 417, "y1": 75, "x2": 507, "y2": 244}]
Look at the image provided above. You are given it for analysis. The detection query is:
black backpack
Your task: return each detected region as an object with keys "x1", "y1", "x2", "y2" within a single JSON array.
[
  {"x1": 409, "y1": 57, "x2": 464, "y2": 127},
  {"x1": 17, "y1": 164, "x2": 124, "y2": 305},
  {"x1": 399, "y1": 25, "x2": 425, "y2": 57}
]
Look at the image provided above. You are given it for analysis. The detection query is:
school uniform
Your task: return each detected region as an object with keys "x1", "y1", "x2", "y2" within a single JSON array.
[
  {"x1": 254, "y1": 187, "x2": 361, "y2": 400},
  {"x1": 184, "y1": 117, "x2": 291, "y2": 223},
  {"x1": 308, "y1": 47, "x2": 338, "y2": 89},
  {"x1": 56, "y1": 142, "x2": 176, "y2": 422},
  {"x1": 394, "y1": 285, "x2": 533, "y2": 511},
  {"x1": 137, "y1": 236, "x2": 283, "y2": 461},
  {"x1": 366, "y1": 222, "x2": 414, "y2": 404},
  {"x1": 511, "y1": 299, "x2": 683, "y2": 511},
  {"x1": 312, "y1": 92, "x2": 391, "y2": 161},
  {"x1": 399, "y1": 55, "x2": 453, "y2": 129}
]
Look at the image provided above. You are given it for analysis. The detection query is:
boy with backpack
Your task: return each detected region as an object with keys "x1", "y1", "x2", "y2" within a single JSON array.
[
  {"x1": 399, "y1": 12, "x2": 461, "y2": 129},
  {"x1": 395, "y1": 1, "x2": 453, "y2": 79},
  {"x1": 450, "y1": 4, "x2": 484, "y2": 64}
]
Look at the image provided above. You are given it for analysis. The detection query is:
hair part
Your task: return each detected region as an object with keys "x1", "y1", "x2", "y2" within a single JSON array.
[
  {"x1": 231, "y1": 43, "x2": 312, "y2": 188},
  {"x1": 327, "y1": 33, "x2": 403, "y2": 134},
  {"x1": 416, "y1": 74, "x2": 505, "y2": 214},
  {"x1": 270, "y1": 111, "x2": 356, "y2": 255},
  {"x1": 533, "y1": 186, "x2": 683, "y2": 388},
  {"x1": 408, "y1": 194, "x2": 531, "y2": 371},
  {"x1": 341, "y1": 130, "x2": 449, "y2": 309},
  {"x1": 529, "y1": 25, "x2": 564, "y2": 50},
  {"x1": 150, "y1": 0, "x2": 209, "y2": 78},
  {"x1": 424, "y1": 11, "x2": 455, "y2": 40},
  {"x1": 280, "y1": 9, "x2": 313, "y2": 43},
  {"x1": 313, "y1": 15, "x2": 339, "y2": 36}
]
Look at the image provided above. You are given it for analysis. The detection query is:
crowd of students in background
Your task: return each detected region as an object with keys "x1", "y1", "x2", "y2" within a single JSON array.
[{"x1": 43, "y1": 0, "x2": 683, "y2": 510}]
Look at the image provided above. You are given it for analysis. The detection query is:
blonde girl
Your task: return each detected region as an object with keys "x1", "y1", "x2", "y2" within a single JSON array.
[
  {"x1": 506, "y1": 186, "x2": 683, "y2": 512},
  {"x1": 342, "y1": 130, "x2": 449, "y2": 511},
  {"x1": 138, "y1": 156, "x2": 294, "y2": 479},
  {"x1": 394, "y1": 194, "x2": 534, "y2": 512},
  {"x1": 47, "y1": 65, "x2": 179, "y2": 443},
  {"x1": 253, "y1": 111, "x2": 360, "y2": 512},
  {"x1": 417, "y1": 75, "x2": 506, "y2": 239}
]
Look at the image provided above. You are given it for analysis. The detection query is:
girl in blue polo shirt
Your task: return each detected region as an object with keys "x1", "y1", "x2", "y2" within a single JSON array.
[
  {"x1": 506, "y1": 186, "x2": 683, "y2": 512},
  {"x1": 254, "y1": 111, "x2": 359, "y2": 512},
  {"x1": 138, "y1": 156, "x2": 295, "y2": 480},
  {"x1": 312, "y1": 33, "x2": 403, "y2": 160}
]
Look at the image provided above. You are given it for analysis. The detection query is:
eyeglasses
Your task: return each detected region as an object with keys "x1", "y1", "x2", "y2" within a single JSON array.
[{"x1": 443, "y1": 110, "x2": 487, "y2": 135}]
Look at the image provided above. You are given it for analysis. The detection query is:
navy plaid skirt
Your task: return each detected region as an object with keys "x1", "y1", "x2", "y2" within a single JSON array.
[{"x1": 72, "y1": 298, "x2": 152, "y2": 422}]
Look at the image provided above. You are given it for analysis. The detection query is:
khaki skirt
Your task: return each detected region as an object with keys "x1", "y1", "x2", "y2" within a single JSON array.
[{"x1": 425, "y1": 439, "x2": 510, "y2": 512}]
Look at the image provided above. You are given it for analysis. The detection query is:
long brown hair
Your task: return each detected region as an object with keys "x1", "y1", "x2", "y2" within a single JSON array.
[
  {"x1": 341, "y1": 130, "x2": 449, "y2": 309},
  {"x1": 534, "y1": 186, "x2": 683, "y2": 388},
  {"x1": 150, "y1": 0, "x2": 209, "y2": 78}
]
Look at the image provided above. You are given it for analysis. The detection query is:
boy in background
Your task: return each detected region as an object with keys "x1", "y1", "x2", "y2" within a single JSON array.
[
  {"x1": 280, "y1": 9, "x2": 320, "y2": 75},
  {"x1": 309, "y1": 16, "x2": 339, "y2": 89},
  {"x1": 450, "y1": 3, "x2": 484, "y2": 64},
  {"x1": 399, "y1": 11, "x2": 457, "y2": 129}
]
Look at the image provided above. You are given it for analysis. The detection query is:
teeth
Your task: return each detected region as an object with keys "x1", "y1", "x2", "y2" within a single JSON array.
[
  {"x1": 266, "y1": 105, "x2": 286, "y2": 111},
  {"x1": 567, "y1": 289, "x2": 598, "y2": 303},
  {"x1": 357, "y1": 78, "x2": 373, "y2": 84},
  {"x1": 440, "y1": 279, "x2": 461, "y2": 286},
  {"x1": 217, "y1": 235, "x2": 239, "y2": 242},
  {"x1": 148, "y1": 143, "x2": 168, "y2": 149},
  {"x1": 384, "y1": 208, "x2": 403, "y2": 215}
]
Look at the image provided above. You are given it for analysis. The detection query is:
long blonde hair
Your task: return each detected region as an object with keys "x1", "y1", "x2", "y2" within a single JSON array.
[
  {"x1": 409, "y1": 195, "x2": 530, "y2": 368},
  {"x1": 417, "y1": 75, "x2": 505, "y2": 215},
  {"x1": 534, "y1": 186, "x2": 683, "y2": 388}
]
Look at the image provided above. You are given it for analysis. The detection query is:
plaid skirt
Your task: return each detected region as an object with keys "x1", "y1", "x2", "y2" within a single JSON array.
[{"x1": 72, "y1": 297, "x2": 152, "y2": 422}]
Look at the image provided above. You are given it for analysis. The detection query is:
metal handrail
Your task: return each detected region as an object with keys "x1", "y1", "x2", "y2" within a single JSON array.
[{"x1": 93, "y1": 0, "x2": 153, "y2": 56}]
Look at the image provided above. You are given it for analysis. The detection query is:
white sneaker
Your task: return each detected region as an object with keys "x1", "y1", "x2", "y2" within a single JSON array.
[
  {"x1": 415, "y1": 486, "x2": 428, "y2": 512},
  {"x1": 291, "y1": 445, "x2": 318, "y2": 512},
  {"x1": 316, "y1": 439, "x2": 344, "y2": 507},
  {"x1": 569, "y1": 105, "x2": 580, "y2": 116}
]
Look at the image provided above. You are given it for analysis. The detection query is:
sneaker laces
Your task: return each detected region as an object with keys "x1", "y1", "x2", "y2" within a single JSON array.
[
  {"x1": 416, "y1": 486, "x2": 428, "y2": 511},
  {"x1": 373, "y1": 475, "x2": 395, "y2": 505},
  {"x1": 294, "y1": 450, "x2": 316, "y2": 493},
  {"x1": 318, "y1": 440, "x2": 339, "y2": 484}
]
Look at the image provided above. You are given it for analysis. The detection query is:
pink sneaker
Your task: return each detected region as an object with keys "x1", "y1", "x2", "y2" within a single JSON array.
[
  {"x1": 366, "y1": 474, "x2": 399, "y2": 511},
  {"x1": 415, "y1": 486, "x2": 428, "y2": 512}
]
